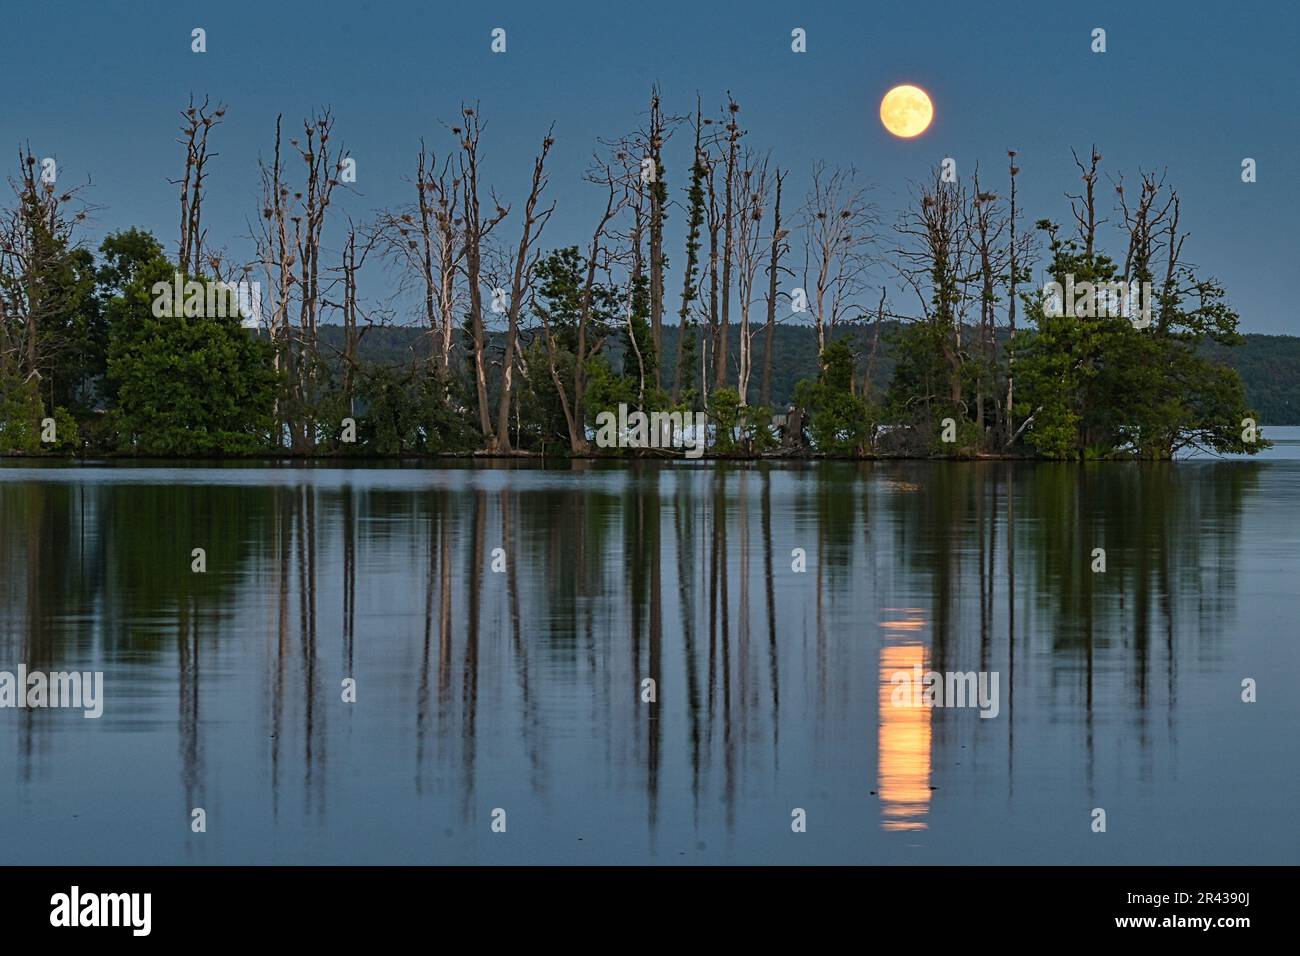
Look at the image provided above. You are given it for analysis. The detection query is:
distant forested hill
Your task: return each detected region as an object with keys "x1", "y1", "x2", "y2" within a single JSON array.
[
  {"x1": 1200, "y1": 334, "x2": 1300, "y2": 425},
  {"x1": 329, "y1": 324, "x2": 1300, "y2": 425}
]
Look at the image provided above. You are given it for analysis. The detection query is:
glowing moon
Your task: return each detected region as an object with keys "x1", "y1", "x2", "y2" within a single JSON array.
[{"x1": 880, "y1": 85, "x2": 934, "y2": 138}]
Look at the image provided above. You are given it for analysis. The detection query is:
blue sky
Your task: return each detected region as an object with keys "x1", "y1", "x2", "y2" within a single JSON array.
[{"x1": 2, "y1": 0, "x2": 1297, "y2": 331}]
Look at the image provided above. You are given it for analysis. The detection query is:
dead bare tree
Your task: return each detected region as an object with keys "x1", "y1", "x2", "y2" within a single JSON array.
[
  {"x1": 324, "y1": 218, "x2": 384, "y2": 414},
  {"x1": 374, "y1": 141, "x2": 464, "y2": 378},
  {"x1": 1115, "y1": 170, "x2": 1175, "y2": 280},
  {"x1": 1114, "y1": 166, "x2": 1188, "y2": 337},
  {"x1": 801, "y1": 162, "x2": 877, "y2": 357},
  {"x1": 455, "y1": 105, "x2": 510, "y2": 448},
  {"x1": 290, "y1": 110, "x2": 348, "y2": 452},
  {"x1": 702, "y1": 137, "x2": 721, "y2": 405},
  {"x1": 494, "y1": 128, "x2": 557, "y2": 453},
  {"x1": 733, "y1": 149, "x2": 769, "y2": 406},
  {"x1": 760, "y1": 167, "x2": 790, "y2": 409},
  {"x1": 293, "y1": 112, "x2": 344, "y2": 356},
  {"x1": 1068, "y1": 145, "x2": 1105, "y2": 260},
  {"x1": 1005, "y1": 150, "x2": 1021, "y2": 444},
  {"x1": 713, "y1": 94, "x2": 743, "y2": 391},
  {"x1": 861, "y1": 286, "x2": 888, "y2": 402},
  {"x1": 964, "y1": 165, "x2": 1011, "y2": 441},
  {"x1": 615, "y1": 140, "x2": 648, "y2": 400},
  {"x1": 599, "y1": 108, "x2": 665, "y2": 403},
  {"x1": 253, "y1": 115, "x2": 293, "y2": 447},
  {"x1": 251, "y1": 109, "x2": 349, "y2": 452},
  {"x1": 173, "y1": 95, "x2": 226, "y2": 277}
]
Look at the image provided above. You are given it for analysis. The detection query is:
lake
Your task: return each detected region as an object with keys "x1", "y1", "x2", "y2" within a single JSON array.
[{"x1": 2, "y1": 431, "x2": 1298, "y2": 864}]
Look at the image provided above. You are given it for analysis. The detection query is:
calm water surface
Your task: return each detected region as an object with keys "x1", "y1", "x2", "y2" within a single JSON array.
[{"x1": 2, "y1": 436, "x2": 1298, "y2": 864}]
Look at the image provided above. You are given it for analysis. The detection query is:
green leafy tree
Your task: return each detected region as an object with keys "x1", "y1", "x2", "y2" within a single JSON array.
[
  {"x1": 105, "y1": 250, "x2": 280, "y2": 455},
  {"x1": 354, "y1": 361, "x2": 478, "y2": 454},
  {"x1": 793, "y1": 340, "x2": 873, "y2": 454},
  {"x1": 1016, "y1": 216, "x2": 1262, "y2": 459},
  {"x1": 0, "y1": 373, "x2": 44, "y2": 452}
]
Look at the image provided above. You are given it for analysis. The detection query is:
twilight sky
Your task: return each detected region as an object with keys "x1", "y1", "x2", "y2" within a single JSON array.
[{"x1": 2, "y1": 0, "x2": 1296, "y2": 332}]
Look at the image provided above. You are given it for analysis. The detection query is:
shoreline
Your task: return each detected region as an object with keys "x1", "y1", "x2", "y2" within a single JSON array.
[{"x1": 0, "y1": 447, "x2": 1282, "y2": 465}]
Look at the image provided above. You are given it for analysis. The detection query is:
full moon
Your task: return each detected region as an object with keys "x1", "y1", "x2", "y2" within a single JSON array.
[{"x1": 880, "y1": 85, "x2": 934, "y2": 138}]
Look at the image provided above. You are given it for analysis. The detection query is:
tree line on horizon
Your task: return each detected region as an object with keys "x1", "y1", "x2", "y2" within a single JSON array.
[
  {"x1": 0, "y1": 91, "x2": 1266, "y2": 459},
  {"x1": 329, "y1": 322, "x2": 1300, "y2": 428}
]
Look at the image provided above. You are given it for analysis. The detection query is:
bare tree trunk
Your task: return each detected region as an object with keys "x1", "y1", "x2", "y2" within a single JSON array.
[
  {"x1": 494, "y1": 131, "x2": 556, "y2": 452},
  {"x1": 626, "y1": 154, "x2": 647, "y2": 401},
  {"x1": 289, "y1": 110, "x2": 344, "y2": 454},
  {"x1": 862, "y1": 287, "x2": 886, "y2": 401},
  {"x1": 802, "y1": 162, "x2": 876, "y2": 360},
  {"x1": 1069, "y1": 145, "x2": 1103, "y2": 260},
  {"x1": 734, "y1": 152, "x2": 768, "y2": 406},
  {"x1": 714, "y1": 96, "x2": 741, "y2": 392},
  {"x1": 1006, "y1": 151, "x2": 1019, "y2": 446},
  {"x1": 1066, "y1": 145, "x2": 1104, "y2": 442},
  {"x1": 338, "y1": 225, "x2": 361, "y2": 409},
  {"x1": 966, "y1": 167, "x2": 1009, "y2": 448},
  {"x1": 174, "y1": 96, "x2": 226, "y2": 277},
  {"x1": 760, "y1": 169, "x2": 786, "y2": 409},
  {"x1": 457, "y1": 106, "x2": 508, "y2": 448},
  {"x1": 257, "y1": 116, "x2": 294, "y2": 450}
]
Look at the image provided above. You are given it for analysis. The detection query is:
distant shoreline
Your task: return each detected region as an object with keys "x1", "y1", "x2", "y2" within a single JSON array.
[{"x1": 3, "y1": 444, "x2": 1293, "y2": 465}]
